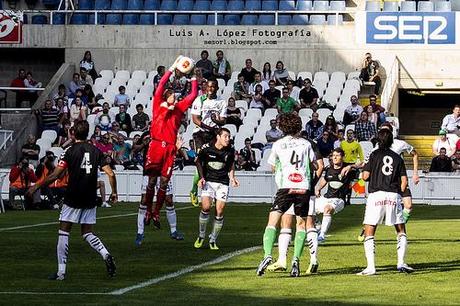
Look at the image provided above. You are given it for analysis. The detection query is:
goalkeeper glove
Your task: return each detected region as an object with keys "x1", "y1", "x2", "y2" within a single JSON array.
[
  {"x1": 169, "y1": 55, "x2": 184, "y2": 72},
  {"x1": 403, "y1": 208, "x2": 411, "y2": 223}
]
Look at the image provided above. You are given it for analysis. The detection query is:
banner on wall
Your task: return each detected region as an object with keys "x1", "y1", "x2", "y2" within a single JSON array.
[{"x1": 0, "y1": 10, "x2": 23, "y2": 44}]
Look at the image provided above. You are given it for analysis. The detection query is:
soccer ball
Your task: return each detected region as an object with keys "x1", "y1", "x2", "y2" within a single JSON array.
[{"x1": 176, "y1": 56, "x2": 195, "y2": 74}]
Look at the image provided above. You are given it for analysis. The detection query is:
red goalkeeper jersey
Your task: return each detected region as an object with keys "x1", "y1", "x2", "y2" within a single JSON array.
[{"x1": 150, "y1": 70, "x2": 198, "y2": 144}]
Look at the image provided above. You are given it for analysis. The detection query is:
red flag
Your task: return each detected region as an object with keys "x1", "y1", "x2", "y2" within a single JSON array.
[{"x1": 352, "y1": 179, "x2": 366, "y2": 195}]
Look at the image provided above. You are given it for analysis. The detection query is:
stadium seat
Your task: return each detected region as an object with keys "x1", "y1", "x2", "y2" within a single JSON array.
[
  {"x1": 105, "y1": 0, "x2": 126, "y2": 25},
  {"x1": 127, "y1": 79, "x2": 143, "y2": 90},
  {"x1": 211, "y1": 0, "x2": 227, "y2": 10},
  {"x1": 330, "y1": 1, "x2": 346, "y2": 10},
  {"x1": 258, "y1": 14, "x2": 275, "y2": 25},
  {"x1": 317, "y1": 108, "x2": 331, "y2": 123},
  {"x1": 223, "y1": 124, "x2": 238, "y2": 136},
  {"x1": 131, "y1": 70, "x2": 147, "y2": 82},
  {"x1": 115, "y1": 70, "x2": 131, "y2": 82},
  {"x1": 123, "y1": 0, "x2": 143, "y2": 25},
  {"x1": 262, "y1": 0, "x2": 278, "y2": 10},
  {"x1": 78, "y1": 0, "x2": 94, "y2": 9},
  {"x1": 42, "y1": 0, "x2": 60, "y2": 9},
  {"x1": 264, "y1": 108, "x2": 279, "y2": 118},
  {"x1": 48, "y1": 147, "x2": 64, "y2": 159},
  {"x1": 330, "y1": 71, "x2": 346, "y2": 85},
  {"x1": 32, "y1": 15, "x2": 48, "y2": 24},
  {"x1": 224, "y1": 14, "x2": 240, "y2": 25},
  {"x1": 41, "y1": 130, "x2": 58, "y2": 143},
  {"x1": 435, "y1": 1, "x2": 452, "y2": 11},
  {"x1": 278, "y1": 15, "x2": 292, "y2": 25},
  {"x1": 418, "y1": 1, "x2": 434, "y2": 11},
  {"x1": 297, "y1": 71, "x2": 313, "y2": 81},
  {"x1": 347, "y1": 71, "x2": 360, "y2": 80},
  {"x1": 360, "y1": 141, "x2": 374, "y2": 160},
  {"x1": 178, "y1": 0, "x2": 194, "y2": 10},
  {"x1": 241, "y1": 14, "x2": 258, "y2": 25},
  {"x1": 246, "y1": 0, "x2": 262, "y2": 10},
  {"x1": 194, "y1": 0, "x2": 211, "y2": 10},
  {"x1": 292, "y1": 14, "x2": 309, "y2": 25},
  {"x1": 173, "y1": 14, "x2": 190, "y2": 24},
  {"x1": 207, "y1": 14, "x2": 224, "y2": 25},
  {"x1": 314, "y1": 71, "x2": 329, "y2": 83},
  {"x1": 139, "y1": 84, "x2": 154, "y2": 95},
  {"x1": 365, "y1": 1, "x2": 380, "y2": 11},
  {"x1": 400, "y1": 1, "x2": 416, "y2": 11},
  {"x1": 235, "y1": 100, "x2": 248, "y2": 113},
  {"x1": 309, "y1": 14, "x2": 326, "y2": 25},
  {"x1": 70, "y1": 13, "x2": 89, "y2": 24},
  {"x1": 140, "y1": 0, "x2": 160, "y2": 24},
  {"x1": 297, "y1": 0, "x2": 313, "y2": 10},
  {"x1": 252, "y1": 130, "x2": 267, "y2": 146},
  {"x1": 100, "y1": 70, "x2": 114, "y2": 81},
  {"x1": 313, "y1": 0, "x2": 329, "y2": 11},
  {"x1": 161, "y1": 0, "x2": 178, "y2": 10},
  {"x1": 299, "y1": 108, "x2": 313, "y2": 119},
  {"x1": 158, "y1": 14, "x2": 173, "y2": 24},
  {"x1": 279, "y1": 0, "x2": 296, "y2": 10},
  {"x1": 227, "y1": 1, "x2": 245, "y2": 10},
  {"x1": 36, "y1": 138, "x2": 52, "y2": 156},
  {"x1": 383, "y1": 1, "x2": 399, "y2": 11},
  {"x1": 327, "y1": 14, "x2": 343, "y2": 25},
  {"x1": 190, "y1": 14, "x2": 207, "y2": 24}
]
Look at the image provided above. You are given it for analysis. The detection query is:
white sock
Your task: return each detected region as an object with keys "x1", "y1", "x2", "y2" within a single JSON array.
[
  {"x1": 199, "y1": 211, "x2": 210, "y2": 239},
  {"x1": 397, "y1": 233, "x2": 407, "y2": 266},
  {"x1": 83, "y1": 232, "x2": 109, "y2": 260},
  {"x1": 137, "y1": 204, "x2": 147, "y2": 235},
  {"x1": 209, "y1": 216, "x2": 224, "y2": 243},
  {"x1": 166, "y1": 205, "x2": 177, "y2": 234},
  {"x1": 307, "y1": 228, "x2": 318, "y2": 265},
  {"x1": 57, "y1": 230, "x2": 69, "y2": 276},
  {"x1": 277, "y1": 228, "x2": 292, "y2": 266},
  {"x1": 320, "y1": 214, "x2": 332, "y2": 236},
  {"x1": 364, "y1": 236, "x2": 375, "y2": 270}
]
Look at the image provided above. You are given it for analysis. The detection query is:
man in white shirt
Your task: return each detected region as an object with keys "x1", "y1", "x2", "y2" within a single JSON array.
[
  {"x1": 441, "y1": 105, "x2": 460, "y2": 136},
  {"x1": 249, "y1": 72, "x2": 269, "y2": 95},
  {"x1": 432, "y1": 129, "x2": 456, "y2": 157},
  {"x1": 343, "y1": 95, "x2": 363, "y2": 125}
]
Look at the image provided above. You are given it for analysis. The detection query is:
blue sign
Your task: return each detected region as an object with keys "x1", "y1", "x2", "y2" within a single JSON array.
[{"x1": 366, "y1": 12, "x2": 456, "y2": 44}]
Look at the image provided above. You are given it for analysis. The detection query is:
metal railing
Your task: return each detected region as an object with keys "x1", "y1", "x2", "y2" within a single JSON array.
[
  {"x1": 0, "y1": 86, "x2": 44, "y2": 110},
  {"x1": 0, "y1": 130, "x2": 14, "y2": 151},
  {"x1": 380, "y1": 57, "x2": 400, "y2": 112}
]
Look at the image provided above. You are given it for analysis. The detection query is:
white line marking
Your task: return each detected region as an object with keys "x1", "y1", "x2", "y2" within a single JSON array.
[{"x1": 0, "y1": 292, "x2": 109, "y2": 295}]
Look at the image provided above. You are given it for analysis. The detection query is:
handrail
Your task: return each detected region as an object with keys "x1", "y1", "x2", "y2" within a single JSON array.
[
  {"x1": 0, "y1": 130, "x2": 14, "y2": 151},
  {"x1": 380, "y1": 57, "x2": 399, "y2": 112},
  {"x1": 0, "y1": 87, "x2": 44, "y2": 91}
]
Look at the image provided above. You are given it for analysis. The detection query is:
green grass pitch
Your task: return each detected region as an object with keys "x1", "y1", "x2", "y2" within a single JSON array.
[{"x1": 0, "y1": 203, "x2": 459, "y2": 305}]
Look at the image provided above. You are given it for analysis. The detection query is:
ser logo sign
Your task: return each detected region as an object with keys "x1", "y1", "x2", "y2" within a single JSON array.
[
  {"x1": 0, "y1": 10, "x2": 23, "y2": 44},
  {"x1": 366, "y1": 12, "x2": 455, "y2": 44}
]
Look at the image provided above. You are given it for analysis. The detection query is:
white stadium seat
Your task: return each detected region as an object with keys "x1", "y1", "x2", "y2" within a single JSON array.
[
  {"x1": 131, "y1": 70, "x2": 147, "y2": 81},
  {"x1": 314, "y1": 71, "x2": 329, "y2": 83},
  {"x1": 347, "y1": 71, "x2": 361, "y2": 80},
  {"x1": 288, "y1": 71, "x2": 296, "y2": 80},
  {"x1": 263, "y1": 108, "x2": 279, "y2": 119},
  {"x1": 298, "y1": 108, "x2": 313, "y2": 119},
  {"x1": 245, "y1": 108, "x2": 262, "y2": 121},
  {"x1": 115, "y1": 70, "x2": 131, "y2": 82},
  {"x1": 223, "y1": 124, "x2": 237, "y2": 136},
  {"x1": 127, "y1": 79, "x2": 143, "y2": 90},
  {"x1": 317, "y1": 108, "x2": 332, "y2": 122},
  {"x1": 359, "y1": 141, "x2": 374, "y2": 160},
  {"x1": 48, "y1": 146, "x2": 64, "y2": 159},
  {"x1": 252, "y1": 129, "x2": 267, "y2": 145},
  {"x1": 235, "y1": 100, "x2": 248, "y2": 113},
  {"x1": 99, "y1": 70, "x2": 114, "y2": 81},
  {"x1": 330, "y1": 71, "x2": 346, "y2": 85},
  {"x1": 297, "y1": 71, "x2": 313, "y2": 82},
  {"x1": 41, "y1": 130, "x2": 57, "y2": 143}
]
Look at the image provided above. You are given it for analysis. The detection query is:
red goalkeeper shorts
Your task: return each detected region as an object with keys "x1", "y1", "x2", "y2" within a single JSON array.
[{"x1": 145, "y1": 139, "x2": 176, "y2": 179}]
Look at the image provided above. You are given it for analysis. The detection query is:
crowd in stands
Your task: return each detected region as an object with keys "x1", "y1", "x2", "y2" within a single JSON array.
[{"x1": 10, "y1": 68, "x2": 43, "y2": 107}]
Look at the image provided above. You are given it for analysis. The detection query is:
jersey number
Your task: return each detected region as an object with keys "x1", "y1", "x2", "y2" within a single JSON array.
[
  {"x1": 290, "y1": 151, "x2": 304, "y2": 170},
  {"x1": 81, "y1": 152, "x2": 93, "y2": 174},
  {"x1": 381, "y1": 156, "x2": 393, "y2": 176}
]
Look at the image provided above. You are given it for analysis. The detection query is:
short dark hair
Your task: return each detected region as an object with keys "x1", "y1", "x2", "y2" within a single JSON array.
[
  {"x1": 254, "y1": 71, "x2": 261, "y2": 76},
  {"x1": 380, "y1": 122, "x2": 394, "y2": 132},
  {"x1": 245, "y1": 138, "x2": 251, "y2": 142},
  {"x1": 304, "y1": 78, "x2": 312, "y2": 84},
  {"x1": 332, "y1": 148, "x2": 345, "y2": 157},
  {"x1": 73, "y1": 73, "x2": 79, "y2": 78},
  {"x1": 440, "y1": 147, "x2": 447, "y2": 152},
  {"x1": 201, "y1": 50, "x2": 209, "y2": 56},
  {"x1": 136, "y1": 103, "x2": 143, "y2": 109},
  {"x1": 278, "y1": 113, "x2": 302, "y2": 136},
  {"x1": 74, "y1": 120, "x2": 89, "y2": 140},
  {"x1": 157, "y1": 65, "x2": 165, "y2": 73},
  {"x1": 377, "y1": 128, "x2": 393, "y2": 150},
  {"x1": 369, "y1": 94, "x2": 377, "y2": 101},
  {"x1": 58, "y1": 84, "x2": 66, "y2": 90},
  {"x1": 119, "y1": 86, "x2": 125, "y2": 91},
  {"x1": 217, "y1": 127, "x2": 230, "y2": 136},
  {"x1": 237, "y1": 73, "x2": 244, "y2": 79}
]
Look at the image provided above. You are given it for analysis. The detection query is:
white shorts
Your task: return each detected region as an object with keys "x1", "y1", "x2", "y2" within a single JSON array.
[
  {"x1": 141, "y1": 176, "x2": 173, "y2": 195},
  {"x1": 363, "y1": 191, "x2": 404, "y2": 226},
  {"x1": 285, "y1": 195, "x2": 316, "y2": 216},
  {"x1": 201, "y1": 181, "x2": 229, "y2": 202},
  {"x1": 315, "y1": 197, "x2": 345, "y2": 215},
  {"x1": 59, "y1": 204, "x2": 97, "y2": 224}
]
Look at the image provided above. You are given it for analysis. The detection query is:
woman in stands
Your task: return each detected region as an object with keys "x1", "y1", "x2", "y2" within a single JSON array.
[
  {"x1": 365, "y1": 105, "x2": 378, "y2": 128},
  {"x1": 69, "y1": 97, "x2": 87, "y2": 124},
  {"x1": 262, "y1": 62, "x2": 273, "y2": 82},
  {"x1": 225, "y1": 97, "x2": 242, "y2": 128},
  {"x1": 80, "y1": 51, "x2": 98, "y2": 82},
  {"x1": 317, "y1": 116, "x2": 338, "y2": 142},
  {"x1": 273, "y1": 61, "x2": 290, "y2": 86}
]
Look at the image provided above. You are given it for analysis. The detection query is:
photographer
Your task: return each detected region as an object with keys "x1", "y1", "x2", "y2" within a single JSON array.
[
  {"x1": 35, "y1": 152, "x2": 60, "y2": 209},
  {"x1": 8, "y1": 157, "x2": 40, "y2": 209}
]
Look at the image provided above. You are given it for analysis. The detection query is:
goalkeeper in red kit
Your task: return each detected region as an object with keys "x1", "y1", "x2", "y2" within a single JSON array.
[{"x1": 143, "y1": 56, "x2": 198, "y2": 229}]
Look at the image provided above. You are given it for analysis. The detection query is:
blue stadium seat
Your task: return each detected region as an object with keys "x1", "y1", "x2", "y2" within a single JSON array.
[
  {"x1": 227, "y1": 1, "x2": 244, "y2": 10},
  {"x1": 158, "y1": 14, "x2": 173, "y2": 24},
  {"x1": 190, "y1": 14, "x2": 207, "y2": 24},
  {"x1": 365, "y1": 1, "x2": 380, "y2": 11},
  {"x1": 91, "y1": 0, "x2": 111, "y2": 24},
  {"x1": 224, "y1": 14, "x2": 241, "y2": 25},
  {"x1": 330, "y1": 1, "x2": 346, "y2": 11},
  {"x1": 435, "y1": 1, "x2": 452, "y2": 11},
  {"x1": 139, "y1": 15, "x2": 154, "y2": 24},
  {"x1": 53, "y1": 13, "x2": 66, "y2": 24},
  {"x1": 262, "y1": 0, "x2": 278, "y2": 10},
  {"x1": 313, "y1": 0, "x2": 329, "y2": 11},
  {"x1": 292, "y1": 14, "x2": 309, "y2": 25},
  {"x1": 207, "y1": 14, "x2": 224, "y2": 24},
  {"x1": 241, "y1": 14, "x2": 258, "y2": 25},
  {"x1": 278, "y1": 14, "x2": 291, "y2": 24},
  {"x1": 327, "y1": 14, "x2": 343, "y2": 25},
  {"x1": 106, "y1": 0, "x2": 126, "y2": 25},
  {"x1": 123, "y1": 0, "x2": 143, "y2": 25},
  {"x1": 309, "y1": 14, "x2": 326, "y2": 24},
  {"x1": 194, "y1": 0, "x2": 211, "y2": 10},
  {"x1": 42, "y1": 0, "x2": 60, "y2": 9},
  {"x1": 400, "y1": 1, "x2": 416, "y2": 11},
  {"x1": 418, "y1": 1, "x2": 434, "y2": 11},
  {"x1": 383, "y1": 1, "x2": 399, "y2": 11},
  {"x1": 161, "y1": 0, "x2": 178, "y2": 10},
  {"x1": 173, "y1": 14, "x2": 190, "y2": 24},
  {"x1": 279, "y1": 0, "x2": 296, "y2": 10},
  {"x1": 70, "y1": 13, "x2": 89, "y2": 24},
  {"x1": 145, "y1": 0, "x2": 161, "y2": 9},
  {"x1": 246, "y1": 0, "x2": 261, "y2": 10},
  {"x1": 78, "y1": 0, "x2": 94, "y2": 9},
  {"x1": 258, "y1": 14, "x2": 275, "y2": 24},
  {"x1": 296, "y1": 0, "x2": 313, "y2": 11},
  {"x1": 178, "y1": 0, "x2": 194, "y2": 10},
  {"x1": 31, "y1": 15, "x2": 48, "y2": 24},
  {"x1": 211, "y1": 0, "x2": 227, "y2": 10}
]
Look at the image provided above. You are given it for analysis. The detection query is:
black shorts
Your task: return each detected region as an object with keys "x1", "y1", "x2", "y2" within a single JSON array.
[
  {"x1": 400, "y1": 187, "x2": 412, "y2": 198},
  {"x1": 193, "y1": 130, "x2": 216, "y2": 152},
  {"x1": 270, "y1": 189, "x2": 312, "y2": 218}
]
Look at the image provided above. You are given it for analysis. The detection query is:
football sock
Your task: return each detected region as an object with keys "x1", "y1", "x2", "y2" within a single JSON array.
[
  {"x1": 199, "y1": 210, "x2": 210, "y2": 239},
  {"x1": 263, "y1": 226, "x2": 277, "y2": 257},
  {"x1": 364, "y1": 236, "x2": 375, "y2": 270},
  {"x1": 166, "y1": 205, "x2": 177, "y2": 234},
  {"x1": 83, "y1": 232, "x2": 109, "y2": 260},
  {"x1": 57, "y1": 230, "x2": 69, "y2": 276},
  {"x1": 397, "y1": 233, "x2": 408, "y2": 266},
  {"x1": 307, "y1": 228, "x2": 318, "y2": 264},
  {"x1": 320, "y1": 214, "x2": 332, "y2": 236},
  {"x1": 293, "y1": 229, "x2": 306, "y2": 260},
  {"x1": 144, "y1": 185, "x2": 155, "y2": 212},
  {"x1": 209, "y1": 216, "x2": 224, "y2": 243},
  {"x1": 137, "y1": 204, "x2": 147, "y2": 234},
  {"x1": 191, "y1": 171, "x2": 199, "y2": 194},
  {"x1": 277, "y1": 228, "x2": 292, "y2": 266},
  {"x1": 154, "y1": 188, "x2": 166, "y2": 216}
]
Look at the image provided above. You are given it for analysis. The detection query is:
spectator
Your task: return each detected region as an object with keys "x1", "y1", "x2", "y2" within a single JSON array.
[
  {"x1": 69, "y1": 73, "x2": 81, "y2": 95},
  {"x1": 110, "y1": 121, "x2": 122, "y2": 136},
  {"x1": 238, "y1": 138, "x2": 258, "y2": 171},
  {"x1": 253, "y1": 84, "x2": 264, "y2": 97},
  {"x1": 115, "y1": 104, "x2": 132, "y2": 134},
  {"x1": 249, "y1": 93, "x2": 265, "y2": 113},
  {"x1": 277, "y1": 88, "x2": 298, "y2": 114},
  {"x1": 317, "y1": 130, "x2": 335, "y2": 158},
  {"x1": 240, "y1": 58, "x2": 258, "y2": 84},
  {"x1": 249, "y1": 71, "x2": 269, "y2": 95},
  {"x1": 96, "y1": 102, "x2": 112, "y2": 131},
  {"x1": 23, "y1": 71, "x2": 42, "y2": 104},
  {"x1": 35, "y1": 151, "x2": 60, "y2": 209},
  {"x1": 355, "y1": 112, "x2": 377, "y2": 142},
  {"x1": 368, "y1": 95, "x2": 386, "y2": 125},
  {"x1": 340, "y1": 129, "x2": 364, "y2": 166},
  {"x1": 265, "y1": 119, "x2": 283, "y2": 151},
  {"x1": 131, "y1": 134, "x2": 144, "y2": 166},
  {"x1": 55, "y1": 97, "x2": 69, "y2": 124},
  {"x1": 299, "y1": 78, "x2": 319, "y2": 111},
  {"x1": 10, "y1": 68, "x2": 26, "y2": 107},
  {"x1": 213, "y1": 50, "x2": 231, "y2": 83},
  {"x1": 334, "y1": 129, "x2": 345, "y2": 148},
  {"x1": 21, "y1": 135, "x2": 40, "y2": 167},
  {"x1": 457, "y1": 137, "x2": 460, "y2": 151},
  {"x1": 114, "y1": 85, "x2": 131, "y2": 108},
  {"x1": 37, "y1": 99, "x2": 60, "y2": 133},
  {"x1": 113, "y1": 134, "x2": 132, "y2": 167},
  {"x1": 83, "y1": 84, "x2": 97, "y2": 110},
  {"x1": 261, "y1": 62, "x2": 273, "y2": 82},
  {"x1": 95, "y1": 132, "x2": 114, "y2": 156},
  {"x1": 226, "y1": 97, "x2": 243, "y2": 128},
  {"x1": 153, "y1": 65, "x2": 166, "y2": 94},
  {"x1": 90, "y1": 125, "x2": 102, "y2": 144},
  {"x1": 343, "y1": 95, "x2": 363, "y2": 125},
  {"x1": 317, "y1": 115, "x2": 339, "y2": 141},
  {"x1": 364, "y1": 104, "x2": 378, "y2": 127},
  {"x1": 360, "y1": 52, "x2": 381, "y2": 95},
  {"x1": 69, "y1": 97, "x2": 87, "y2": 124},
  {"x1": 441, "y1": 105, "x2": 460, "y2": 136},
  {"x1": 57, "y1": 119, "x2": 71, "y2": 147},
  {"x1": 79, "y1": 67, "x2": 94, "y2": 88},
  {"x1": 8, "y1": 157, "x2": 40, "y2": 209},
  {"x1": 233, "y1": 73, "x2": 251, "y2": 101},
  {"x1": 196, "y1": 50, "x2": 213, "y2": 79},
  {"x1": 52, "y1": 84, "x2": 69, "y2": 105},
  {"x1": 198, "y1": 79, "x2": 208, "y2": 96},
  {"x1": 305, "y1": 112, "x2": 324, "y2": 140},
  {"x1": 262, "y1": 80, "x2": 281, "y2": 109},
  {"x1": 429, "y1": 147, "x2": 453, "y2": 172},
  {"x1": 132, "y1": 104, "x2": 150, "y2": 132},
  {"x1": 451, "y1": 149, "x2": 460, "y2": 172},
  {"x1": 80, "y1": 50, "x2": 98, "y2": 81},
  {"x1": 273, "y1": 61, "x2": 290, "y2": 86},
  {"x1": 132, "y1": 131, "x2": 150, "y2": 166},
  {"x1": 71, "y1": 88, "x2": 85, "y2": 103},
  {"x1": 61, "y1": 126, "x2": 75, "y2": 149},
  {"x1": 286, "y1": 80, "x2": 300, "y2": 102},
  {"x1": 432, "y1": 129, "x2": 456, "y2": 157}
]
